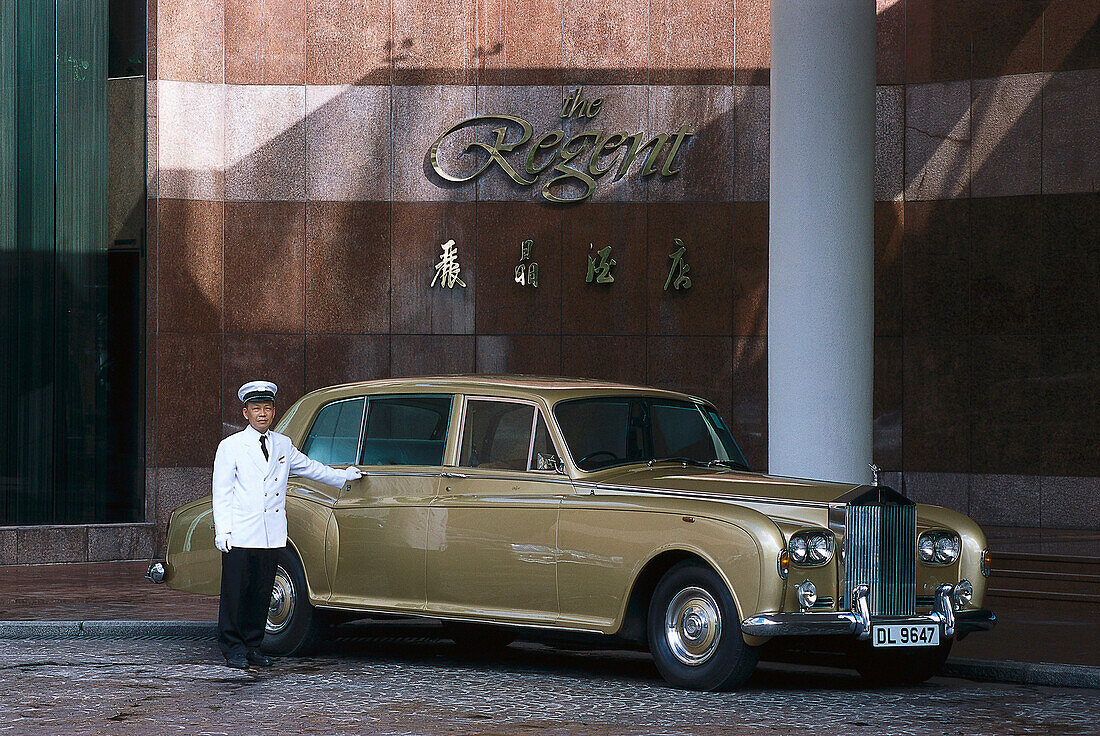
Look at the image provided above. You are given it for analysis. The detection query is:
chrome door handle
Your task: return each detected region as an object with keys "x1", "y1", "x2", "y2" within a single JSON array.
[{"x1": 441, "y1": 471, "x2": 467, "y2": 478}]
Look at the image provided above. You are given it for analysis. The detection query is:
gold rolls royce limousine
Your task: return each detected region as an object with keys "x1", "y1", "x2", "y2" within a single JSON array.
[{"x1": 150, "y1": 376, "x2": 995, "y2": 690}]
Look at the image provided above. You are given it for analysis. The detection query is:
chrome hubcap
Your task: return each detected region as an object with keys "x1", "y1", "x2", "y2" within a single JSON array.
[
  {"x1": 266, "y1": 566, "x2": 294, "y2": 635},
  {"x1": 664, "y1": 586, "x2": 722, "y2": 666}
]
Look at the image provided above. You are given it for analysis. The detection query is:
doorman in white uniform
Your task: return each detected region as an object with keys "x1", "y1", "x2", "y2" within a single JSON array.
[{"x1": 212, "y1": 380, "x2": 362, "y2": 669}]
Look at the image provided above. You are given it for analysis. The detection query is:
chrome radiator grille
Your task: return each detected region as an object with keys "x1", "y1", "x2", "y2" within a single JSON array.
[{"x1": 844, "y1": 501, "x2": 916, "y2": 616}]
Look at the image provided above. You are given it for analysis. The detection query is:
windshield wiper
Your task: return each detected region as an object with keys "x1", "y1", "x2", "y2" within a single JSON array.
[
  {"x1": 647, "y1": 456, "x2": 711, "y2": 468},
  {"x1": 707, "y1": 459, "x2": 753, "y2": 472}
]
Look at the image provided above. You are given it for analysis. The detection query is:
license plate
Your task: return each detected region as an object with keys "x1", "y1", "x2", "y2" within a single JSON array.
[{"x1": 871, "y1": 623, "x2": 940, "y2": 648}]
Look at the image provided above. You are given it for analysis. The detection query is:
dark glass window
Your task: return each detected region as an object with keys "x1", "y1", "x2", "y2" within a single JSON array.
[
  {"x1": 459, "y1": 400, "x2": 535, "y2": 471},
  {"x1": 301, "y1": 399, "x2": 365, "y2": 466},
  {"x1": 359, "y1": 395, "x2": 452, "y2": 466}
]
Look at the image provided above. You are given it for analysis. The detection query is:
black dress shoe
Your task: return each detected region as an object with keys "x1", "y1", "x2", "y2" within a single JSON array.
[
  {"x1": 225, "y1": 655, "x2": 249, "y2": 669},
  {"x1": 247, "y1": 650, "x2": 273, "y2": 667}
]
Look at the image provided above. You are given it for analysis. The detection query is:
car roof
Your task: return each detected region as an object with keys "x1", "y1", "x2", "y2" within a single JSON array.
[{"x1": 305, "y1": 374, "x2": 707, "y2": 404}]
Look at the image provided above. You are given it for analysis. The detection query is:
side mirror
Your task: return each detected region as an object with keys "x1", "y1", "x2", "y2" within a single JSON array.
[{"x1": 536, "y1": 453, "x2": 565, "y2": 474}]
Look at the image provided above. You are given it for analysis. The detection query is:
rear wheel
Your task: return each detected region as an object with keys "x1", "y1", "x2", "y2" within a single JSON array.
[
  {"x1": 261, "y1": 547, "x2": 327, "y2": 656},
  {"x1": 851, "y1": 640, "x2": 952, "y2": 685},
  {"x1": 647, "y1": 560, "x2": 759, "y2": 691}
]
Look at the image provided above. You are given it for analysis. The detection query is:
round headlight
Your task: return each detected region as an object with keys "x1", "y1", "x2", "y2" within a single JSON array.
[
  {"x1": 954, "y1": 579, "x2": 973, "y2": 608},
  {"x1": 934, "y1": 534, "x2": 960, "y2": 564},
  {"x1": 789, "y1": 535, "x2": 808, "y2": 563},
  {"x1": 918, "y1": 534, "x2": 936, "y2": 562},
  {"x1": 808, "y1": 533, "x2": 831, "y2": 563}
]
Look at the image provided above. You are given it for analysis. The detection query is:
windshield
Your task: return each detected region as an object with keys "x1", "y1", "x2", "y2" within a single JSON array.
[{"x1": 553, "y1": 396, "x2": 751, "y2": 472}]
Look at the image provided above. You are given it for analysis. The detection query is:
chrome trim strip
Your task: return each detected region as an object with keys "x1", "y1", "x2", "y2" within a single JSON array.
[
  {"x1": 314, "y1": 604, "x2": 605, "y2": 635},
  {"x1": 571, "y1": 481, "x2": 836, "y2": 508},
  {"x1": 359, "y1": 470, "x2": 442, "y2": 478}
]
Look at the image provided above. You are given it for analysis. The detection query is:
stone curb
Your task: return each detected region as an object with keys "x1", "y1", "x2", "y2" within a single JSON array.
[
  {"x1": 0, "y1": 620, "x2": 216, "y2": 640},
  {"x1": 943, "y1": 658, "x2": 1100, "y2": 690},
  {"x1": 1, "y1": 621, "x2": 1096, "y2": 689}
]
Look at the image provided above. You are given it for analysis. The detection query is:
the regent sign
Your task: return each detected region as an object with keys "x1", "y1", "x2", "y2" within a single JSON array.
[{"x1": 429, "y1": 88, "x2": 693, "y2": 204}]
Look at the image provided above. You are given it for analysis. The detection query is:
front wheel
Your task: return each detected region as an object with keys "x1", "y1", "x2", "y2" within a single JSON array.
[
  {"x1": 850, "y1": 640, "x2": 953, "y2": 685},
  {"x1": 647, "y1": 560, "x2": 759, "y2": 691},
  {"x1": 260, "y1": 547, "x2": 327, "y2": 656}
]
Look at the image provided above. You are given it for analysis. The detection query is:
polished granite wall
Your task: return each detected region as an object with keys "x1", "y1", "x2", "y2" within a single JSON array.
[{"x1": 86, "y1": 0, "x2": 1089, "y2": 561}]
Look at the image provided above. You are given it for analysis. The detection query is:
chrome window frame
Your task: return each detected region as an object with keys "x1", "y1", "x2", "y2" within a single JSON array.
[
  {"x1": 356, "y1": 393, "x2": 454, "y2": 468},
  {"x1": 300, "y1": 396, "x2": 368, "y2": 467},
  {"x1": 454, "y1": 395, "x2": 562, "y2": 474}
]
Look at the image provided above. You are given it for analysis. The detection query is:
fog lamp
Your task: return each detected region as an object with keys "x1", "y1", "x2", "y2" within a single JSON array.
[
  {"x1": 954, "y1": 579, "x2": 973, "y2": 608},
  {"x1": 797, "y1": 580, "x2": 817, "y2": 610},
  {"x1": 145, "y1": 561, "x2": 166, "y2": 584}
]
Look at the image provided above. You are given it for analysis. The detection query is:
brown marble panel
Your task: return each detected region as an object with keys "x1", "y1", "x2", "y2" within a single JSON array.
[
  {"x1": 874, "y1": 336, "x2": 903, "y2": 470},
  {"x1": 10, "y1": 527, "x2": 88, "y2": 565},
  {"x1": 1041, "y1": 336, "x2": 1100, "y2": 477},
  {"x1": 970, "y1": 196, "x2": 1041, "y2": 336},
  {"x1": 562, "y1": 0, "x2": 649, "y2": 85},
  {"x1": 473, "y1": 86, "x2": 566, "y2": 202},
  {"x1": 1042, "y1": 69, "x2": 1100, "y2": 194},
  {"x1": 649, "y1": 0, "x2": 734, "y2": 85},
  {"x1": 647, "y1": 336, "x2": 733, "y2": 420},
  {"x1": 648, "y1": 86, "x2": 736, "y2": 202},
  {"x1": 392, "y1": 0, "x2": 477, "y2": 85},
  {"x1": 646, "y1": 202, "x2": 733, "y2": 336},
  {"x1": 970, "y1": 336, "x2": 1042, "y2": 475},
  {"x1": 561, "y1": 85, "x2": 649, "y2": 203},
  {"x1": 561, "y1": 336, "x2": 647, "y2": 385},
  {"x1": 1041, "y1": 193, "x2": 1100, "y2": 335},
  {"x1": 223, "y1": 202, "x2": 306, "y2": 333},
  {"x1": 733, "y1": 202, "x2": 767, "y2": 337},
  {"x1": 477, "y1": 0, "x2": 562, "y2": 86},
  {"x1": 147, "y1": 0, "x2": 157, "y2": 80},
  {"x1": 903, "y1": 471, "x2": 968, "y2": 513},
  {"x1": 305, "y1": 334, "x2": 391, "y2": 392},
  {"x1": 474, "y1": 202, "x2": 562, "y2": 335},
  {"x1": 225, "y1": 0, "x2": 305, "y2": 85},
  {"x1": 969, "y1": 474, "x2": 1040, "y2": 528},
  {"x1": 156, "y1": 333, "x2": 222, "y2": 467},
  {"x1": 875, "y1": 201, "x2": 903, "y2": 336},
  {"x1": 902, "y1": 200, "x2": 970, "y2": 336},
  {"x1": 156, "y1": 198, "x2": 223, "y2": 333},
  {"x1": 476, "y1": 335, "x2": 563, "y2": 375},
  {"x1": 306, "y1": 0, "x2": 390, "y2": 85},
  {"x1": 875, "y1": 85, "x2": 904, "y2": 202},
  {"x1": 225, "y1": 85, "x2": 306, "y2": 201},
  {"x1": 305, "y1": 201, "x2": 390, "y2": 334},
  {"x1": 905, "y1": 81, "x2": 971, "y2": 200},
  {"x1": 876, "y1": 0, "x2": 905, "y2": 85},
  {"x1": 1043, "y1": 0, "x2": 1100, "y2": 72},
  {"x1": 1041, "y1": 476, "x2": 1100, "y2": 530},
  {"x1": 391, "y1": 85, "x2": 477, "y2": 202},
  {"x1": 902, "y1": 336, "x2": 970, "y2": 473},
  {"x1": 155, "y1": 467, "x2": 214, "y2": 551},
  {"x1": 222, "y1": 334, "x2": 306, "y2": 434},
  {"x1": 905, "y1": 0, "x2": 970, "y2": 83},
  {"x1": 733, "y1": 85, "x2": 769, "y2": 202},
  {"x1": 147, "y1": 82, "x2": 158, "y2": 198},
  {"x1": 157, "y1": 81, "x2": 225, "y2": 200},
  {"x1": 730, "y1": 336, "x2": 767, "y2": 472},
  {"x1": 87, "y1": 525, "x2": 157, "y2": 562},
  {"x1": 390, "y1": 202, "x2": 477, "y2": 334},
  {"x1": 734, "y1": 0, "x2": 770, "y2": 85},
  {"x1": 971, "y1": 74, "x2": 1044, "y2": 198},
  {"x1": 157, "y1": 0, "x2": 223, "y2": 83},
  {"x1": 146, "y1": 201, "x2": 159, "y2": 470},
  {"x1": 391, "y1": 335, "x2": 476, "y2": 376},
  {"x1": 970, "y1": 0, "x2": 1044, "y2": 78},
  {"x1": 306, "y1": 86, "x2": 392, "y2": 201},
  {"x1": 561, "y1": 203, "x2": 646, "y2": 335}
]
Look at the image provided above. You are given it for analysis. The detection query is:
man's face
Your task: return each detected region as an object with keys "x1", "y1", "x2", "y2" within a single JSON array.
[{"x1": 243, "y1": 400, "x2": 275, "y2": 433}]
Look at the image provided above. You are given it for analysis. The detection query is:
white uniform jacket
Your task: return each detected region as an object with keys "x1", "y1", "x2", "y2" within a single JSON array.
[{"x1": 212, "y1": 425, "x2": 347, "y2": 549}]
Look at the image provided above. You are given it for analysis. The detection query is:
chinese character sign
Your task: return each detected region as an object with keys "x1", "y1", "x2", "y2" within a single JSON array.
[
  {"x1": 585, "y1": 245, "x2": 616, "y2": 284},
  {"x1": 664, "y1": 238, "x2": 692, "y2": 291},
  {"x1": 515, "y1": 239, "x2": 539, "y2": 288},
  {"x1": 430, "y1": 239, "x2": 466, "y2": 289}
]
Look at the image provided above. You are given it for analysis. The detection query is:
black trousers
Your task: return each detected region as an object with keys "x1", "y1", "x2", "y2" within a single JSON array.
[{"x1": 218, "y1": 546, "x2": 281, "y2": 659}]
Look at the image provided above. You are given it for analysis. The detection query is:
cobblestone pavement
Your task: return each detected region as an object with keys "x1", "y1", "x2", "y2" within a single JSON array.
[{"x1": 0, "y1": 634, "x2": 1096, "y2": 736}]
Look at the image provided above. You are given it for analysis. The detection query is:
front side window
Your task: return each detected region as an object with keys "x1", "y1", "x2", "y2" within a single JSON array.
[
  {"x1": 459, "y1": 400, "x2": 535, "y2": 471},
  {"x1": 553, "y1": 396, "x2": 751, "y2": 472},
  {"x1": 301, "y1": 398, "x2": 365, "y2": 465},
  {"x1": 359, "y1": 395, "x2": 452, "y2": 466}
]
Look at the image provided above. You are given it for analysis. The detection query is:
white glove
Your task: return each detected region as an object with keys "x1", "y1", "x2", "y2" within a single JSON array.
[
  {"x1": 343, "y1": 466, "x2": 363, "y2": 482},
  {"x1": 215, "y1": 533, "x2": 232, "y2": 553}
]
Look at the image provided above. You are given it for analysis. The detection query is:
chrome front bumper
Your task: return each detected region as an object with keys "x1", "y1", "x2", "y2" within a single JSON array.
[{"x1": 741, "y1": 583, "x2": 996, "y2": 640}]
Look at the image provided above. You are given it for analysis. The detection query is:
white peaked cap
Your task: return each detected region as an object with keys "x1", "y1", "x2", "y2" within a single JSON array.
[{"x1": 238, "y1": 380, "x2": 278, "y2": 403}]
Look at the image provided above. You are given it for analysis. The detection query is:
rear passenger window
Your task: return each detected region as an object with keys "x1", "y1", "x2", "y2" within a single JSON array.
[
  {"x1": 301, "y1": 398, "x2": 365, "y2": 465},
  {"x1": 359, "y1": 395, "x2": 452, "y2": 466},
  {"x1": 459, "y1": 400, "x2": 535, "y2": 471}
]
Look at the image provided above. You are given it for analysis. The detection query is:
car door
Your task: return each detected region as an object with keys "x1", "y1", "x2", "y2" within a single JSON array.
[
  {"x1": 425, "y1": 397, "x2": 567, "y2": 626},
  {"x1": 328, "y1": 393, "x2": 452, "y2": 612}
]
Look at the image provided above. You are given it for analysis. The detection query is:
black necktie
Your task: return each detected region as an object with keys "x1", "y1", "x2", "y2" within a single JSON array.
[{"x1": 259, "y1": 435, "x2": 269, "y2": 461}]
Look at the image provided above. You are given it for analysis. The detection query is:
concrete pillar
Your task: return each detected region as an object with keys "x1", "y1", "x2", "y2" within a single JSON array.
[{"x1": 768, "y1": 0, "x2": 876, "y2": 484}]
